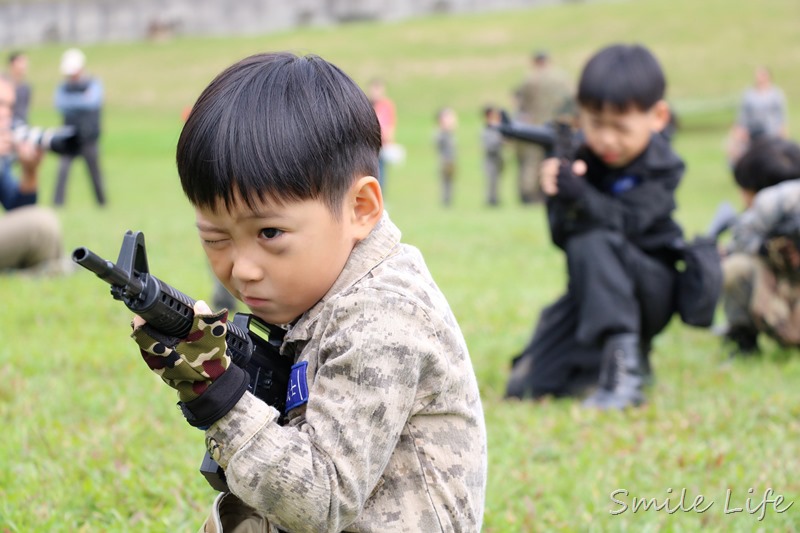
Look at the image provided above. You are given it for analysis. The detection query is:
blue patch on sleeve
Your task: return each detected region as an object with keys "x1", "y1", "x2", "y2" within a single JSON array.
[{"x1": 285, "y1": 361, "x2": 309, "y2": 412}]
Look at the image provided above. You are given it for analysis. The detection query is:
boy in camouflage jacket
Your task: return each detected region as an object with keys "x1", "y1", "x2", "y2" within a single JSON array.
[
  {"x1": 130, "y1": 52, "x2": 487, "y2": 532},
  {"x1": 722, "y1": 136, "x2": 800, "y2": 354}
]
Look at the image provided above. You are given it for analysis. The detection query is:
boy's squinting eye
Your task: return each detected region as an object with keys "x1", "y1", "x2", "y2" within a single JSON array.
[
  {"x1": 260, "y1": 228, "x2": 283, "y2": 239},
  {"x1": 201, "y1": 237, "x2": 228, "y2": 249},
  {"x1": 201, "y1": 236, "x2": 228, "y2": 247}
]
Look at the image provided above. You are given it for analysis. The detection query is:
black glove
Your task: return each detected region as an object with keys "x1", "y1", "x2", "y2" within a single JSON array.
[{"x1": 556, "y1": 160, "x2": 586, "y2": 202}]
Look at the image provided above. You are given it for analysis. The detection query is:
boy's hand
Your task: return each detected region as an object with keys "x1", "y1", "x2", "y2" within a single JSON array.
[
  {"x1": 542, "y1": 158, "x2": 587, "y2": 201},
  {"x1": 15, "y1": 141, "x2": 45, "y2": 193},
  {"x1": 131, "y1": 301, "x2": 232, "y2": 403}
]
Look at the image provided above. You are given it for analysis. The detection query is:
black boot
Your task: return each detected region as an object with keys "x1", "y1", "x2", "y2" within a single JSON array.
[
  {"x1": 723, "y1": 326, "x2": 760, "y2": 358},
  {"x1": 583, "y1": 333, "x2": 645, "y2": 410},
  {"x1": 505, "y1": 352, "x2": 535, "y2": 399},
  {"x1": 639, "y1": 338, "x2": 655, "y2": 388}
]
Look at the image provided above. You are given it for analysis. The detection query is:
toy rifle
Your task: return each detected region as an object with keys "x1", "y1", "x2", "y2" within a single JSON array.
[
  {"x1": 72, "y1": 230, "x2": 292, "y2": 492},
  {"x1": 496, "y1": 110, "x2": 579, "y2": 162}
]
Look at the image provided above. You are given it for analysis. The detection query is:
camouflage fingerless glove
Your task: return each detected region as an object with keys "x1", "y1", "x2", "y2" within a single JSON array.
[{"x1": 132, "y1": 309, "x2": 249, "y2": 428}]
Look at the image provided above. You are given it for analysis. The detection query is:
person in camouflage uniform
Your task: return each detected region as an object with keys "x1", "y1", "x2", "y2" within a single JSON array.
[
  {"x1": 130, "y1": 52, "x2": 487, "y2": 532},
  {"x1": 513, "y1": 50, "x2": 573, "y2": 204},
  {"x1": 722, "y1": 136, "x2": 800, "y2": 355}
]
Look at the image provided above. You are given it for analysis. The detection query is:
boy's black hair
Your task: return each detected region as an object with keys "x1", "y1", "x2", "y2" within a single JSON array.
[
  {"x1": 177, "y1": 52, "x2": 381, "y2": 216},
  {"x1": 8, "y1": 51, "x2": 24, "y2": 64},
  {"x1": 577, "y1": 43, "x2": 666, "y2": 112},
  {"x1": 734, "y1": 136, "x2": 800, "y2": 192}
]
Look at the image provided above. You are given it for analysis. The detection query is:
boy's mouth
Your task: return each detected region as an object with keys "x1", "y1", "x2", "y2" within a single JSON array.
[
  {"x1": 241, "y1": 294, "x2": 270, "y2": 308},
  {"x1": 601, "y1": 152, "x2": 620, "y2": 164}
]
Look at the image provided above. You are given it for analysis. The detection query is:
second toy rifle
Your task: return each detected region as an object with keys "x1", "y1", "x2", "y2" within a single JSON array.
[{"x1": 496, "y1": 111, "x2": 579, "y2": 162}]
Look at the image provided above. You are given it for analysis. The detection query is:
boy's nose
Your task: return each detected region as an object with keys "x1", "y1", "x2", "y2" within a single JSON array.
[
  {"x1": 230, "y1": 253, "x2": 264, "y2": 283},
  {"x1": 597, "y1": 128, "x2": 616, "y2": 146}
]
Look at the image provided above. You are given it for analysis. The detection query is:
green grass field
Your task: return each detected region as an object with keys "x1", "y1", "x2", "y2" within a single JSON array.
[{"x1": 2, "y1": 0, "x2": 800, "y2": 531}]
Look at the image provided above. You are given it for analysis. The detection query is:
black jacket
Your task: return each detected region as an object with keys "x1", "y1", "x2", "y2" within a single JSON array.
[{"x1": 547, "y1": 132, "x2": 684, "y2": 255}]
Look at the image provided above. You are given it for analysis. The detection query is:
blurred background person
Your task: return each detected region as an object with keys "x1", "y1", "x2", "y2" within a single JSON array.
[
  {"x1": 0, "y1": 74, "x2": 65, "y2": 274},
  {"x1": 481, "y1": 104, "x2": 506, "y2": 206},
  {"x1": 434, "y1": 106, "x2": 458, "y2": 207},
  {"x1": 53, "y1": 48, "x2": 106, "y2": 206},
  {"x1": 504, "y1": 44, "x2": 682, "y2": 410},
  {"x1": 368, "y1": 78, "x2": 396, "y2": 194},
  {"x1": 8, "y1": 51, "x2": 31, "y2": 124},
  {"x1": 512, "y1": 49, "x2": 573, "y2": 204},
  {"x1": 726, "y1": 65, "x2": 788, "y2": 165},
  {"x1": 720, "y1": 136, "x2": 800, "y2": 356}
]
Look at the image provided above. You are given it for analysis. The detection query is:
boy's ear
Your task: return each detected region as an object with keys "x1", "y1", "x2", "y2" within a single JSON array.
[
  {"x1": 651, "y1": 100, "x2": 671, "y2": 132},
  {"x1": 348, "y1": 175, "x2": 383, "y2": 240}
]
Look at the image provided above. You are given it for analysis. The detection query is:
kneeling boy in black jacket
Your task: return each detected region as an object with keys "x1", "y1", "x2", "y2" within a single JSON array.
[{"x1": 506, "y1": 43, "x2": 685, "y2": 409}]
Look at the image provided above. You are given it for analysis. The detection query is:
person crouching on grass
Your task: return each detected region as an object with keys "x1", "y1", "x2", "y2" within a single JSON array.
[
  {"x1": 127, "y1": 52, "x2": 487, "y2": 532},
  {"x1": 505, "y1": 43, "x2": 686, "y2": 410}
]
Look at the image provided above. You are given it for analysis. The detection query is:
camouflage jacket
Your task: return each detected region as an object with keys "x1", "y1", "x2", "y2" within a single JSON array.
[
  {"x1": 728, "y1": 179, "x2": 800, "y2": 277},
  {"x1": 515, "y1": 67, "x2": 573, "y2": 125},
  {"x1": 204, "y1": 213, "x2": 487, "y2": 533}
]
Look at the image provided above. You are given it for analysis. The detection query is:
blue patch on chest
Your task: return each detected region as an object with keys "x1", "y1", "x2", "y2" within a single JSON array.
[
  {"x1": 610, "y1": 174, "x2": 642, "y2": 196},
  {"x1": 285, "y1": 361, "x2": 309, "y2": 411}
]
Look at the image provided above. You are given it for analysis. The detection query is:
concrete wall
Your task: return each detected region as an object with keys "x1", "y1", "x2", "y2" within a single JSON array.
[{"x1": 1, "y1": 0, "x2": 566, "y2": 47}]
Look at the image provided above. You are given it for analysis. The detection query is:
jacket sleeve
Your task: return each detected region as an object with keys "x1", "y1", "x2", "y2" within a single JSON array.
[
  {"x1": 205, "y1": 290, "x2": 439, "y2": 533},
  {"x1": 54, "y1": 78, "x2": 104, "y2": 113},
  {"x1": 548, "y1": 162, "x2": 682, "y2": 249},
  {"x1": 728, "y1": 185, "x2": 794, "y2": 255},
  {"x1": 0, "y1": 161, "x2": 36, "y2": 211}
]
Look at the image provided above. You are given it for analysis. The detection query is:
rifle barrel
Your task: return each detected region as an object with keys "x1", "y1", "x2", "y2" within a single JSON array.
[
  {"x1": 72, "y1": 247, "x2": 141, "y2": 291},
  {"x1": 497, "y1": 122, "x2": 555, "y2": 150}
]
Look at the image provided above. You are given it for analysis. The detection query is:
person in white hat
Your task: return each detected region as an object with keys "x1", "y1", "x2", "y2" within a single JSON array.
[{"x1": 53, "y1": 48, "x2": 106, "y2": 206}]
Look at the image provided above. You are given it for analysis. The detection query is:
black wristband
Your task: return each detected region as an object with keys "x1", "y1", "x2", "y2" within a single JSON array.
[{"x1": 179, "y1": 364, "x2": 249, "y2": 428}]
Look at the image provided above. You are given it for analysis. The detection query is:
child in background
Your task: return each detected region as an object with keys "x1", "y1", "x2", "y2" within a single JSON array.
[
  {"x1": 368, "y1": 78, "x2": 397, "y2": 193},
  {"x1": 481, "y1": 105, "x2": 505, "y2": 206},
  {"x1": 435, "y1": 106, "x2": 457, "y2": 206},
  {"x1": 721, "y1": 136, "x2": 800, "y2": 355}
]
